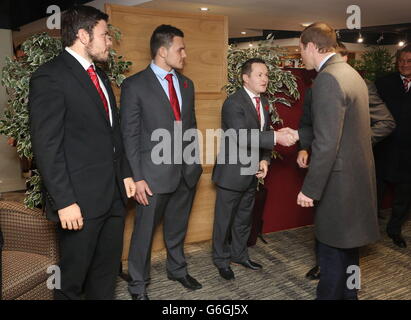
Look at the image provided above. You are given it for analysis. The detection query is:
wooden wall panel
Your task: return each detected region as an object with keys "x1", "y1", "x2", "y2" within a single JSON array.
[{"x1": 105, "y1": 4, "x2": 227, "y2": 263}]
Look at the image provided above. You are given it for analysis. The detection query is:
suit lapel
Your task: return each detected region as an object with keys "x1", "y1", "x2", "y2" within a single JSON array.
[
  {"x1": 261, "y1": 96, "x2": 270, "y2": 131},
  {"x1": 146, "y1": 67, "x2": 176, "y2": 121},
  {"x1": 96, "y1": 68, "x2": 117, "y2": 128},
  {"x1": 239, "y1": 88, "x2": 260, "y2": 127},
  {"x1": 62, "y1": 51, "x2": 111, "y2": 128},
  {"x1": 176, "y1": 72, "x2": 189, "y2": 122}
]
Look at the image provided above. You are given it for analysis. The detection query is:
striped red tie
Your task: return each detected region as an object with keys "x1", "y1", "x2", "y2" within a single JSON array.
[
  {"x1": 253, "y1": 96, "x2": 261, "y2": 126},
  {"x1": 403, "y1": 77, "x2": 411, "y2": 92}
]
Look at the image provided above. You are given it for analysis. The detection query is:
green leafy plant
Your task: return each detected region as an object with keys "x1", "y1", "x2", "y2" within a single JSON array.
[
  {"x1": 0, "y1": 27, "x2": 132, "y2": 208},
  {"x1": 351, "y1": 46, "x2": 395, "y2": 81}
]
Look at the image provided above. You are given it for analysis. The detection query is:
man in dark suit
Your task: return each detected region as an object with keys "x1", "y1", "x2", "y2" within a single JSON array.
[
  {"x1": 211, "y1": 58, "x2": 297, "y2": 280},
  {"x1": 375, "y1": 44, "x2": 411, "y2": 248},
  {"x1": 299, "y1": 44, "x2": 396, "y2": 280},
  {"x1": 296, "y1": 22, "x2": 380, "y2": 300},
  {"x1": 120, "y1": 25, "x2": 203, "y2": 300},
  {"x1": 29, "y1": 6, "x2": 135, "y2": 300}
]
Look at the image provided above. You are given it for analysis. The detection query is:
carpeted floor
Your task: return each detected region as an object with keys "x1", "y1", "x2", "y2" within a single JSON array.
[
  {"x1": 2, "y1": 192, "x2": 410, "y2": 300},
  {"x1": 114, "y1": 209, "x2": 411, "y2": 300}
]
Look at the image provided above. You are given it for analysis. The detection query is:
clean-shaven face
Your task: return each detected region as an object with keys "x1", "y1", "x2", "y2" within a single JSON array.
[
  {"x1": 299, "y1": 42, "x2": 314, "y2": 70},
  {"x1": 85, "y1": 19, "x2": 112, "y2": 63},
  {"x1": 243, "y1": 63, "x2": 269, "y2": 95},
  {"x1": 164, "y1": 36, "x2": 187, "y2": 70},
  {"x1": 398, "y1": 51, "x2": 411, "y2": 78}
]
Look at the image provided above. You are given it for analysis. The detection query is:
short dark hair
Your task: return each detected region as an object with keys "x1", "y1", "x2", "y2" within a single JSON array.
[
  {"x1": 301, "y1": 22, "x2": 337, "y2": 53},
  {"x1": 241, "y1": 58, "x2": 267, "y2": 81},
  {"x1": 61, "y1": 5, "x2": 108, "y2": 48},
  {"x1": 337, "y1": 41, "x2": 348, "y2": 57},
  {"x1": 150, "y1": 24, "x2": 184, "y2": 59}
]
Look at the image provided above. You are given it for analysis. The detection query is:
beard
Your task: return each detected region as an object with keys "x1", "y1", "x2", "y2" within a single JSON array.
[{"x1": 85, "y1": 42, "x2": 109, "y2": 63}]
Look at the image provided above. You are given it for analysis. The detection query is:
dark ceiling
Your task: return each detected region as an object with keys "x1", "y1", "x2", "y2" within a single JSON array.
[
  {"x1": 230, "y1": 23, "x2": 411, "y2": 46},
  {"x1": 0, "y1": 0, "x2": 92, "y2": 30}
]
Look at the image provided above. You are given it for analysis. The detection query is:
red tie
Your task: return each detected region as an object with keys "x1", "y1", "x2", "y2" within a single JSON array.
[
  {"x1": 253, "y1": 96, "x2": 261, "y2": 126},
  {"x1": 403, "y1": 77, "x2": 411, "y2": 92},
  {"x1": 87, "y1": 65, "x2": 109, "y2": 119},
  {"x1": 165, "y1": 73, "x2": 181, "y2": 121}
]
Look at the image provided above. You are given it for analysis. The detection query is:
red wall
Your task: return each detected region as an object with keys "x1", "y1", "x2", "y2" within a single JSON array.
[{"x1": 262, "y1": 68, "x2": 317, "y2": 233}]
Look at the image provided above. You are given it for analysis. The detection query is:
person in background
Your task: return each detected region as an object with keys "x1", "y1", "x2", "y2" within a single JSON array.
[{"x1": 374, "y1": 44, "x2": 411, "y2": 248}]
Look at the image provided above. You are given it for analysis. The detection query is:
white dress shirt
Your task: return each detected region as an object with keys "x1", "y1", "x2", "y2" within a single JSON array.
[
  {"x1": 316, "y1": 52, "x2": 337, "y2": 72},
  {"x1": 65, "y1": 47, "x2": 113, "y2": 126},
  {"x1": 400, "y1": 74, "x2": 411, "y2": 92},
  {"x1": 243, "y1": 86, "x2": 266, "y2": 131}
]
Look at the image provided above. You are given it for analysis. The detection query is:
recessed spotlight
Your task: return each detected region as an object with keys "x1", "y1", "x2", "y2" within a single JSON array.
[
  {"x1": 241, "y1": 31, "x2": 247, "y2": 35},
  {"x1": 301, "y1": 22, "x2": 312, "y2": 27},
  {"x1": 399, "y1": 41, "x2": 405, "y2": 47},
  {"x1": 200, "y1": 7, "x2": 209, "y2": 11},
  {"x1": 249, "y1": 43, "x2": 253, "y2": 47},
  {"x1": 357, "y1": 33, "x2": 364, "y2": 43}
]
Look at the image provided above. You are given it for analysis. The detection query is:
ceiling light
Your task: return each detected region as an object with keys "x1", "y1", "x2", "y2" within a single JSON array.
[
  {"x1": 248, "y1": 43, "x2": 253, "y2": 47},
  {"x1": 357, "y1": 33, "x2": 364, "y2": 43},
  {"x1": 399, "y1": 41, "x2": 405, "y2": 47},
  {"x1": 241, "y1": 31, "x2": 247, "y2": 35},
  {"x1": 200, "y1": 7, "x2": 209, "y2": 11},
  {"x1": 301, "y1": 22, "x2": 312, "y2": 28}
]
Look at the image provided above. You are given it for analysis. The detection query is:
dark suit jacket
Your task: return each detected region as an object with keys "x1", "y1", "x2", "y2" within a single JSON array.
[
  {"x1": 301, "y1": 54, "x2": 380, "y2": 249},
  {"x1": 375, "y1": 72, "x2": 411, "y2": 183},
  {"x1": 212, "y1": 87, "x2": 274, "y2": 192},
  {"x1": 298, "y1": 80, "x2": 395, "y2": 151},
  {"x1": 120, "y1": 66, "x2": 202, "y2": 193},
  {"x1": 29, "y1": 51, "x2": 132, "y2": 222}
]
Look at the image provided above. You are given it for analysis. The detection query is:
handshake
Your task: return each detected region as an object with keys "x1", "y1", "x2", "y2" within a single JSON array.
[{"x1": 275, "y1": 127, "x2": 299, "y2": 147}]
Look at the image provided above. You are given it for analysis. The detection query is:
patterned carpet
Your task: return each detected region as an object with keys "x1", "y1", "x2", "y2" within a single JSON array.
[{"x1": 114, "y1": 209, "x2": 411, "y2": 300}]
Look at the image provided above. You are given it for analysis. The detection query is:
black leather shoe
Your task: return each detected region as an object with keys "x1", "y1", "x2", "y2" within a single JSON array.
[
  {"x1": 218, "y1": 267, "x2": 235, "y2": 280},
  {"x1": 131, "y1": 293, "x2": 149, "y2": 300},
  {"x1": 305, "y1": 265, "x2": 320, "y2": 280},
  {"x1": 388, "y1": 234, "x2": 407, "y2": 248},
  {"x1": 232, "y1": 259, "x2": 262, "y2": 270},
  {"x1": 168, "y1": 274, "x2": 202, "y2": 290}
]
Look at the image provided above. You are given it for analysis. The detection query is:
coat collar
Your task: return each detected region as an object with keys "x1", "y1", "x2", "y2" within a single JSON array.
[{"x1": 318, "y1": 53, "x2": 345, "y2": 73}]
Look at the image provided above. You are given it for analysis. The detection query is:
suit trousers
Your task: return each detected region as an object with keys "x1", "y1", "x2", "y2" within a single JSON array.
[
  {"x1": 54, "y1": 184, "x2": 125, "y2": 300},
  {"x1": 212, "y1": 181, "x2": 257, "y2": 268},
  {"x1": 377, "y1": 179, "x2": 411, "y2": 236},
  {"x1": 128, "y1": 178, "x2": 197, "y2": 295},
  {"x1": 316, "y1": 241, "x2": 359, "y2": 300}
]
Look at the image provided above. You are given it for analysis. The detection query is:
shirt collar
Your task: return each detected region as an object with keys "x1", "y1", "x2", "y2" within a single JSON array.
[
  {"x1": 150, "y1": 61, "x2": 177, "y2": 80},
  {"x1": 316, "y1": 52, "x2": 337, "y2": 72},
  {"x1": 243, "y1": 86, "x2": 260, "y2": 101},
  {"x1": 65, "y1": 47, "x2": 94, "y2": 71}
]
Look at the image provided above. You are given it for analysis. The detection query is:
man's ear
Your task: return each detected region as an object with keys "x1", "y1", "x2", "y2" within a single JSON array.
[
  {"x1": 158, "y1": 46, "x2": 167, "y2": 59},
  {"x1": 77, "y1": 28, "x2": 91, "y2": 45},
  {"x1": 242, "y1": 73, "x2": 248, "y2": 85}
]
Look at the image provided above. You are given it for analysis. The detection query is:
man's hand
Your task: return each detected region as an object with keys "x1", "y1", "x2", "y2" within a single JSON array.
[
  {"x1": 58, "y1": 203, "x2": 84, "y2": 230},
  {"x1": 256, "y1": 160, "x2": 269, "y2": 179},
  {"x1": 134, "y1": 180, "x2": 153, "y2": 206},
  {"x1": 297, "y1": 191, "x2": 314, "y2": 207},
  {"x1": 123, "y1": 177, "x2": 136, "y2": 198},
  {"x1": 275, "y1": 127, "x2": 299, "y2": 147},
  {"x1": 297, "y1": 150, "x2": 310, "y2": 168}
]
